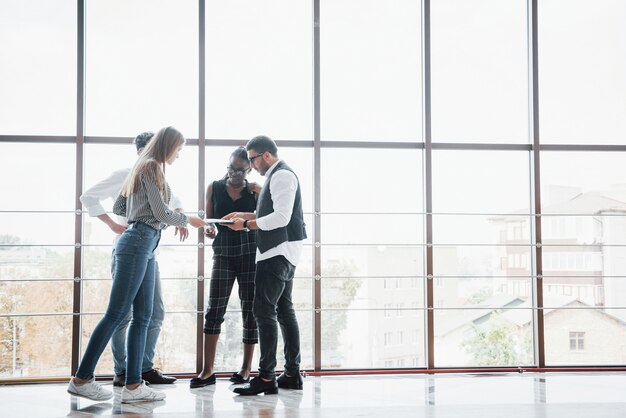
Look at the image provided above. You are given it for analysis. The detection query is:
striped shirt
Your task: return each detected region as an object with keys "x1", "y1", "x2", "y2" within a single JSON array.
[{"x1": 113, "y1": 175, "x2": 188, "y2": 230}]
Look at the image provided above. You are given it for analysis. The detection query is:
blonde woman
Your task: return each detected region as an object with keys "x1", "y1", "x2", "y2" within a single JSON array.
[{"x1": 68, "y1": 127, "x2": 206, "y2": 403}]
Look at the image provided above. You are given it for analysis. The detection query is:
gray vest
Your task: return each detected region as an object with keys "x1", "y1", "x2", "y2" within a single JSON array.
[{"x1": 256, "y1": 161, "x2": 307, "y2": 254}]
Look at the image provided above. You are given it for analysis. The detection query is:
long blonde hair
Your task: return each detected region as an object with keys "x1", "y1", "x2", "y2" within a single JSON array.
[{"x1": 121, "y1": 126, "x2": 185, "y2": 201}]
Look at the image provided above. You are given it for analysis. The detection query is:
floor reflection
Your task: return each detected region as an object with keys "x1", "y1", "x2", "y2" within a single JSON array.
[{"x1": 5, "y1": 373, "x2": 626, "y2": 418}]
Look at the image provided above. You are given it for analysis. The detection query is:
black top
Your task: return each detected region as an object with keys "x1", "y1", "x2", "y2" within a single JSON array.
[
  {"x1": 211, "y1": 179, "x2": 257, "y2": 256},
  {"x1": 256, "y1": 161, "x2": 307, "y2": 254}
]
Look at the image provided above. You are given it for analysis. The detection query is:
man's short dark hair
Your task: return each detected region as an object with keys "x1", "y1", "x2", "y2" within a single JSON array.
[
  {"x1": 246, "y1": 135, "x2": 278, "y2": 156},
  {"x1": 133, "y1": 131, "x2": 154, "y2": 151}
]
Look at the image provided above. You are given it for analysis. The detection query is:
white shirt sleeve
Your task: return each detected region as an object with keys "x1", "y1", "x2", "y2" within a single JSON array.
[
  {"x1": 80, "y1": 169, "x2": 128, "y2": 217},
  {"x1": 255, "y1": 170, "x2": 297, "y2": 231}
]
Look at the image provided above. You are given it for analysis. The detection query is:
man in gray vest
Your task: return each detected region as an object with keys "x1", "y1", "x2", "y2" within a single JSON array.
[{"x1": 224, "y1": 135, "x2": 307, "y2": 396}]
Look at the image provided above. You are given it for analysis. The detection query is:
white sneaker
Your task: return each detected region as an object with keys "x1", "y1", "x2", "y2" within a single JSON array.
[
  {"x1": 67, "y1": 377, "x2": 113, "y2": 401},
  {"x1": 121, "y1": 381, "x2": 166, "y2": 403}
]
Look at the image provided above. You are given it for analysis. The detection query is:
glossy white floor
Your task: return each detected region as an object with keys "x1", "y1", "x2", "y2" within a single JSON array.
[{"x1": 1, "y1": 372, "x2": 626, "y2": 418}]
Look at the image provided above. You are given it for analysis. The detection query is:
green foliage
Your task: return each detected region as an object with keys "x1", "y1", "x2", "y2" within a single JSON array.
[{"x1": 461, "y1": 312, "x2": 532, "y2": 366}]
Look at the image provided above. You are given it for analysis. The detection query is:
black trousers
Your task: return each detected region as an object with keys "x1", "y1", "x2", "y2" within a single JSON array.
[{"x1": 254, "y1": 255, "x2": 300, "y2": 380}]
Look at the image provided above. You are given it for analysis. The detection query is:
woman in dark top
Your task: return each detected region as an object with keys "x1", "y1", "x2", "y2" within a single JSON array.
[{"x1": 191, "y1": 147, "x2": 261, "y2": 388}]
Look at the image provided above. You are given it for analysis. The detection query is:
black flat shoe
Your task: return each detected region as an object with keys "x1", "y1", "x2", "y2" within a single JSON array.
[
  {"x1": 233, "y1": 376, "x2": 278, "y2": 396},
  {"x1": 229, "y1": 373, "x2": 250, "y2": 384},
  {"x1": 277, "y1": 372, "x2": 303, "y2": 390},
  {"x1": 190, "y1": 374, "x2": 216, "y2": 388}
]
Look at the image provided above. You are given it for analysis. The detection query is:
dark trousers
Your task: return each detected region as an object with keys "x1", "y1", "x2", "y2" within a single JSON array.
[
  {"x1": 254, "y1": 255, "x2": 300, "y2": 380},
  {"x1": 204, "y1": 253, "x2": 258, "y2": 344}
]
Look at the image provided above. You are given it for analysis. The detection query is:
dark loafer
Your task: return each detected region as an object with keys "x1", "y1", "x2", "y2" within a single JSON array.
[
  {"x1": 142, "y1": 368, "x2": 177, "y2": 384},
  {"x1": 190, "y1": 373, "x2": 216, "y2": 388},
  {"x1": 233, "y1": 376, "x2": 278, "y2": 396},
  {"x1": 113, "y1": 373, "x2": 125, "y2": 387},
  {"x1": 229, "y1": 373, "x2": 250, "y2": 384},
  {"x1": 277, "y1": 372, "x2": 303, "y2": 390}
]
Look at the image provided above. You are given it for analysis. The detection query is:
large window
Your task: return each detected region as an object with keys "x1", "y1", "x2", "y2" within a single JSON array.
[{"x1": 2, "y1": 1, "x2": 626, "y2": 380}]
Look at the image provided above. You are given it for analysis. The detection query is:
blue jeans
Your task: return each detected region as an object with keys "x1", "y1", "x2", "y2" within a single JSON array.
[
  {"x1": 76, "y1": 222, "x2": 161, "y2": 385},
  {"x1": 110, "y1": 253, "x2": 164, "y2": 375},
  {"x1": 254, "y1": 255, "x2": 300, "y2": 380}
]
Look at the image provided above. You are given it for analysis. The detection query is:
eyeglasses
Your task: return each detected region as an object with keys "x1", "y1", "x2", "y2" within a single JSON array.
[
  {"x1": 227, "y1": 166, "x2": 250, "y2": 175},
  {"x1": 249, "y1": 152, "x2": 265, "y2": 162}
]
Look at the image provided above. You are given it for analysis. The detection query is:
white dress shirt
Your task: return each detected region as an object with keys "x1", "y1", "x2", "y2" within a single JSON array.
[{"x1": 254, "y1": 160, "x2": 303, "y2": 266}]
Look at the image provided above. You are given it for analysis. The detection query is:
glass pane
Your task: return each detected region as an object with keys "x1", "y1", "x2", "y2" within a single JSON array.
[
  {"x1": 82, "y1": 279, "x2": 111, "y2": 313},
  {"x1": 86, "y1": 0, "x2": 198, "y2": 137},
  {"x1": 321, "y1": 310, "x2": 425, "y2": 368},
  {"x1": 539, "y1": 0, "x2": 626, "y2": 144},
  {"x1": 542, "y1": 279, "x2": 609, "y2": 308},
  {"x1": 82, "y1": 246, "x2": 114, "y2": 280},
  {"x1": 0, "y1": 315, "x2": 72, "y2": 377},
  {"x1": 323, "y1": 214, "x2": 424, "y2": 245},
  {"x1": 321, "y1": 149, "x2": 423, "y2": 212},
  {"x1": 541, "y1": 152, "x2": 626, "y2": 213},
  {"x1": 0, "y1": 0, "x2": 76, "y2": 135},
  {"x1": 0, "y1": 281, "x2": 72, "y2": 314},
  {"x1": 161, "y1": 279, "x2": 197, "y2": 312},
  {"x1": 433, "y1": 214, "x2": 532, "y2": 245},
  {"x1": 435, "y1": 308, "x2": 534, "y2": 367},
  {"x1": 157, "y1": 246, "x2": 197, "y2": 279},
  {"x1": 154, "y1": 312, "x2": 196, "y2": 373},
  {"x1": 321, "y1": 0, "x2": 422, "y2": 141},
  {"x1": 432, "y1": 150, "x2": 531, "y2": 214},
  {"x1": 322, "y1": 246, "x2": 424, "y2": 278},
  {"x1": 433, "y1": 277, "x2": 532, "y2": 309},
  {"x1": 321, "y1": 277, "x2": 424, "y2": 310},
  {"x1": 431, "y1": 0, "x2": 528, "y2": 143},
  {"x1": 0, "y1": 143, "x2": 75, "y2": 210},
  {"x1": 205, "y1": 0, "x2": 312, "y2": 140},
  {"x1": 80, "y1": 313, "x2": 114, "y2": 375},
  {"x1": 543, "y1": 246, "x2": 626, "y2": 300},
  {"x1": 434, "y1": 245, "x2": 533, "y2": 279},
  {"x1": 0, "y1": 246, "x2": 73, "y2": 281},
  {"x1": 83, "y1": 144, "x2": 137, "y2": 187},
  {"x1": 545, "y1": 308, "x2": 626, "y2": 365},
  {"x1": 1, "y1": 213, "x2": 74, "y2": 245}
]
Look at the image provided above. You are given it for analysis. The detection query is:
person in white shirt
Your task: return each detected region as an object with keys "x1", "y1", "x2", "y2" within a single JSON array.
[
  {"x1": 79, "y1": 131, "x2": 187, "y2": 386},
  {"x1": 225, "y1": 135, "x2": 307, "y2": 396}
]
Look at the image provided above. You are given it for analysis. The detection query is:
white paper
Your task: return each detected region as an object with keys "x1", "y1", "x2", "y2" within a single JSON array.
[{"x1": 204, "y1": 218, "x2": 235, "y2": 224}]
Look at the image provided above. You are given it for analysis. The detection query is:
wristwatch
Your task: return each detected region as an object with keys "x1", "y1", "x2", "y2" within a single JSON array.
[{"x1": 243, "y1": 219, "x2": 249, "y2": 231}]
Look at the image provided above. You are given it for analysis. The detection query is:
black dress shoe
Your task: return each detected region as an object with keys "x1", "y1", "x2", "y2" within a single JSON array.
[
  {"x1": 142, "y1": 368, "x2": 177, "y2": 384},
  {"x1": 233, "y1": 376, "x2": 278, "y2": 396},
  {"x1": 277, "y1": 372, "x2": 303, "y2": 390},
  {"x1": 190, "y1": 374, "x2": 216, "y2": 388},
  {"x1": 113, "y1": 373, "x2": 125, "y2": 387},
  {"x1": 229, "y1": 373, "x2": 250, "y2": 384}
]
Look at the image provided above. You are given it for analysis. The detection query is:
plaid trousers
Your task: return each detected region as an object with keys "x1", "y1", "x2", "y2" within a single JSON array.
[{"x1": 203, "y1": 252, "x2": 258, "y2": 344}]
